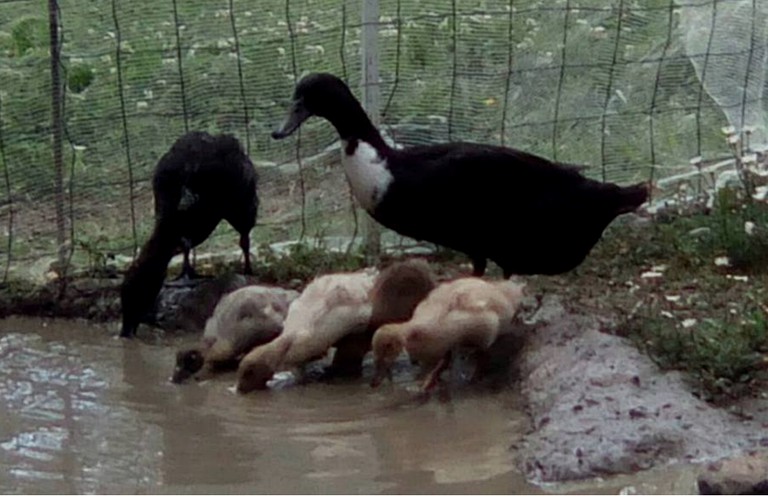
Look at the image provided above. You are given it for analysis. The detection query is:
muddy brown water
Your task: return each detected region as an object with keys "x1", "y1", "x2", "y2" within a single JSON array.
[{"x1": 0, "y1": 317, "x2": 701, "y2": 494}]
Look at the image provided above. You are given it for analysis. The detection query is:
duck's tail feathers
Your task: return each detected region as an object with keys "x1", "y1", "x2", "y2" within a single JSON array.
[{"x1": 614, "y1": 181, "x2": 649, "y2": 215}]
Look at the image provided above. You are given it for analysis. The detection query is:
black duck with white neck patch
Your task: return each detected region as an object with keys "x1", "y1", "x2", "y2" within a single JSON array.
[{"x1": 272, "y1": 73, "x2": 648, "y2": 278}]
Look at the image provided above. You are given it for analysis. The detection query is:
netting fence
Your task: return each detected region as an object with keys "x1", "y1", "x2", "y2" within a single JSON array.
[{"x1": 0, "y1": 0, "x2": 765, "y2": 283}]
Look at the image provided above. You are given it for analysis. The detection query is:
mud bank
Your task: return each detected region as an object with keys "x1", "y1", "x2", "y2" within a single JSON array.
[
  {"x1": 3, "y1": 273, "x2": 768, "y2": 490},
  {"x1": 515, "y1": 295, "x2": 768, "y2": 484},
  {"x1": 0, "y1": 272, "x2": 272, "y2": 335}
]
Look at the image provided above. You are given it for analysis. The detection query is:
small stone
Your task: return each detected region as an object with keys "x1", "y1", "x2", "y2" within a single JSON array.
[{"x1": 697, "y1": 452, "x2": 768, "y2": 495}]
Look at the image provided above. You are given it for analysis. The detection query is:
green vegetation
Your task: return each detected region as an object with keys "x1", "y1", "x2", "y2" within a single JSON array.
[
  {"x1": 527, "y1": 183, "x2": 768, "y2": 403},
  {"x1": 252, "y1": 239, "x2": 366, "y2": 285},
  {"x1": 626, "y1": 304, "x2": 768, "y2": 402},
  {"x1": 0, "y1": 0, "x2": 733, "y2": 276},
  {"x1": 2, "y1": 0, "x2": 766, "y2": 404}
]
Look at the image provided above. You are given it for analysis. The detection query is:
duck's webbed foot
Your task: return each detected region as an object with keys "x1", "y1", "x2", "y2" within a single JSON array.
[
  {"x1": 321, "y1": 334, "x2": 369, "y2": 382},
  {"x1": 167, "y1": 242, "x2": 202, "y2": 287}
]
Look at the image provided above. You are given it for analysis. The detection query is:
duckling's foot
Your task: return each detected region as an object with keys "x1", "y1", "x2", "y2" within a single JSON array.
[
  {"x1": 420, "y1": 353, "x2": 452, "y2": 392},
  {"x1": 436, "y1": 383, "x2": 453, "y2": 403}
]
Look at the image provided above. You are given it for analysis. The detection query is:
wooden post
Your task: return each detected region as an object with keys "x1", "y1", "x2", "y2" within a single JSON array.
[
  {"x1": 49, "y1": 0, "x2": 67, "y2": 269},
  {"x1": 361, "y1": 0, "x2": 382, "y2": 260}
]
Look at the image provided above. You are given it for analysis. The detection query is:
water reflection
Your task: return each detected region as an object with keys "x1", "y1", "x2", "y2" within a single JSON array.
[{"x1": 0, "y1": 316, "x2": 694, "y2": 494}]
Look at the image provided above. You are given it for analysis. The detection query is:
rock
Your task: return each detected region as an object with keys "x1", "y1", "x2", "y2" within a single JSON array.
[
  {"x1": 516, "y1": 299, "x2": 764, "y2": 483},
  {"x1": 697, "y1": 452, "x2": 768, "y2": 495},
  {"x1": 155, "y1": 273, "x2": 249, "y2": 333}
]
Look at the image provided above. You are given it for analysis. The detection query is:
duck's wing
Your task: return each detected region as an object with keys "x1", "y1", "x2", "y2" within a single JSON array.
[
  {"x1": 381, "y1": 143, "x2": 631, "y2": 238},
  {"x1": 386, "y1": 142, "x2": 589, "y2": 201}
]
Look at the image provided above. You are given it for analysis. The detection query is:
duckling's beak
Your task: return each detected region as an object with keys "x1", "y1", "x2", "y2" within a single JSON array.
[
  {"x1": 272, "y1": 99, "x2": 311, "y2": 139},
  {"x1": 171, "y1": 367, "x2": 191, "y2": 384}
]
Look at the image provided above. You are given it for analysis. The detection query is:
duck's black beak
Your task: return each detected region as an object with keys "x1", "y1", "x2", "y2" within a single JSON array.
[
  {"x1": 119, "y1": 321, "x2": 137, "y2": 339},
  {"x1": 271, "y1": 99, "x2": 311, "y2": 140},
  {"x1": 170, "y1": 367, "x2": 191, "y2": 384}
]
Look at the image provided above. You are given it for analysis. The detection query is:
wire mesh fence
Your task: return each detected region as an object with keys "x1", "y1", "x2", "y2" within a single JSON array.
[{"x1": 0, "y1": 0, "x2": 765, "y2": 283}]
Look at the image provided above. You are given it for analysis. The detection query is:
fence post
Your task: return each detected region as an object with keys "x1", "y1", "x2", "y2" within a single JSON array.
[
  {"x1": 361, "y1": 0, "x2": 381, "y2": 260},
  {"x1": 48, "y1": 0, "x2": 67, "y2": 270}
]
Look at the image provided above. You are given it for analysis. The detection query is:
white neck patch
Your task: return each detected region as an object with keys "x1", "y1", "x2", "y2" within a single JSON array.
[{"x1": 341, "y1": 140, "x2": 393, "y2": 212}]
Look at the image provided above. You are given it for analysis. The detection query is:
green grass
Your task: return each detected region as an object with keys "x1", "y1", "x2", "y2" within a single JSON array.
[
  {"x1": 530, "y1": 188, "x2": 768, "y2": 403},
  {"x1": 0, "y1": 0, "x2": 740, "y2": 283},
  {"x1": 252, "y1": 239, "x2": 367, "y2": 285},
  {"x1": 1, "y1": 2, "x2": 729, "y2": 190},
  {"x1": 626, "y1": 305, "x2": 768, "y2": 402}
]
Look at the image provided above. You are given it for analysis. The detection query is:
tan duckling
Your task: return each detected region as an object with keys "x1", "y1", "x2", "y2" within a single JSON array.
[
  {"x1": 326, "y1": 259, "x2": 437, "y2": 378},
  {"x1": 236, "y1": 269, "x2": 377, "y2": 394},
  {"x1": 371, "y1": 277, "x2": 525, "y2": 391},
  {"x1": 171, "y1": 285, "x2": 298, "y2": 383}
]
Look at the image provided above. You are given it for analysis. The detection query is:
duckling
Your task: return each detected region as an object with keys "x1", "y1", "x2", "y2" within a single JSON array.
[
  {"x1": 171, "y1": 285, "x2": 299, "y2": 384},
  {"x1": 236, "y1": 270, "x2": 377, "y2": 394},
  {"x1": 326, "y1": 258, "x2": 437, "y2": 378},
  {"x1": 271, "y1": 73, "x2": 648, "y2": 278},
  {"x1": 119, "y1": 131, "x2": 258, "y2": 338},
  {"x1": 371, "y1": 277, "x2": 525, "y2": 392}
]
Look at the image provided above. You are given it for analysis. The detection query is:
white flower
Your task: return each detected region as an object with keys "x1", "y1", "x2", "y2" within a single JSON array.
[
  {"x1": 641, "y1": 271, "x2": 664, "y2": 279},
  {"x1": 728, "y1": 134, "x2": 740, "y2": 145},
  {"x1": 661, "y1": 310, "x2": 675, "y2": 319},
  {"x1": 689, "y1": 156, "x2": 703, "y2": 166},
  {"x1": 745, "y1": 221, "x2": 756, "y2": 235},
  {"x1": 304, "y1": 45, "x2": 325, "y2": 55},
  {"x1": 753, "y1": 186, "x2": 768, "y2": 201},
  {"x1": 722, "y1": 125, "x2": 737, "y2": 135},
  {"x1": 714, "y1": 256, "x2": 730, "y2": 267},
  {"x1": 726, "y1": 275, "x2": 749, "y2": 282},
  {"x1": 681, "y1": 318, "x2": 697, "y2": 328},
  {"x1": 665, "y1": 295, "x2": 681, "y2": 303}
]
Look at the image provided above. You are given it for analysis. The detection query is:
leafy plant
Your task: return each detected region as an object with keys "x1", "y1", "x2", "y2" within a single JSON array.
[
  {"x1": 75, "y1": 234, "x2": 116, "y2": 278},
  {"x1": 67, "y1": 64, "x2": 95, "y2": 94},
  {"x1": 10, "y1": 16, "x2": 47, "y2": 56},
  {"x1": 253, "y1": 239, "x2": 366, "y2": 286},
  {"x1": 625, "y1": 302, "x2": 768, "y2": 402}
]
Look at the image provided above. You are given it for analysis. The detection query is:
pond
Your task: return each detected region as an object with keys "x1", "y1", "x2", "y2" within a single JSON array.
[{"x1": 0, "y1": 317, "x2": 545, "y2": 494}]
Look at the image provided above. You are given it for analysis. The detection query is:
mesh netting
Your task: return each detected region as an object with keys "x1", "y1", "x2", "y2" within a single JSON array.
[{"x1": 0, "y1": 0, "x2": 759, "y2": 281}]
